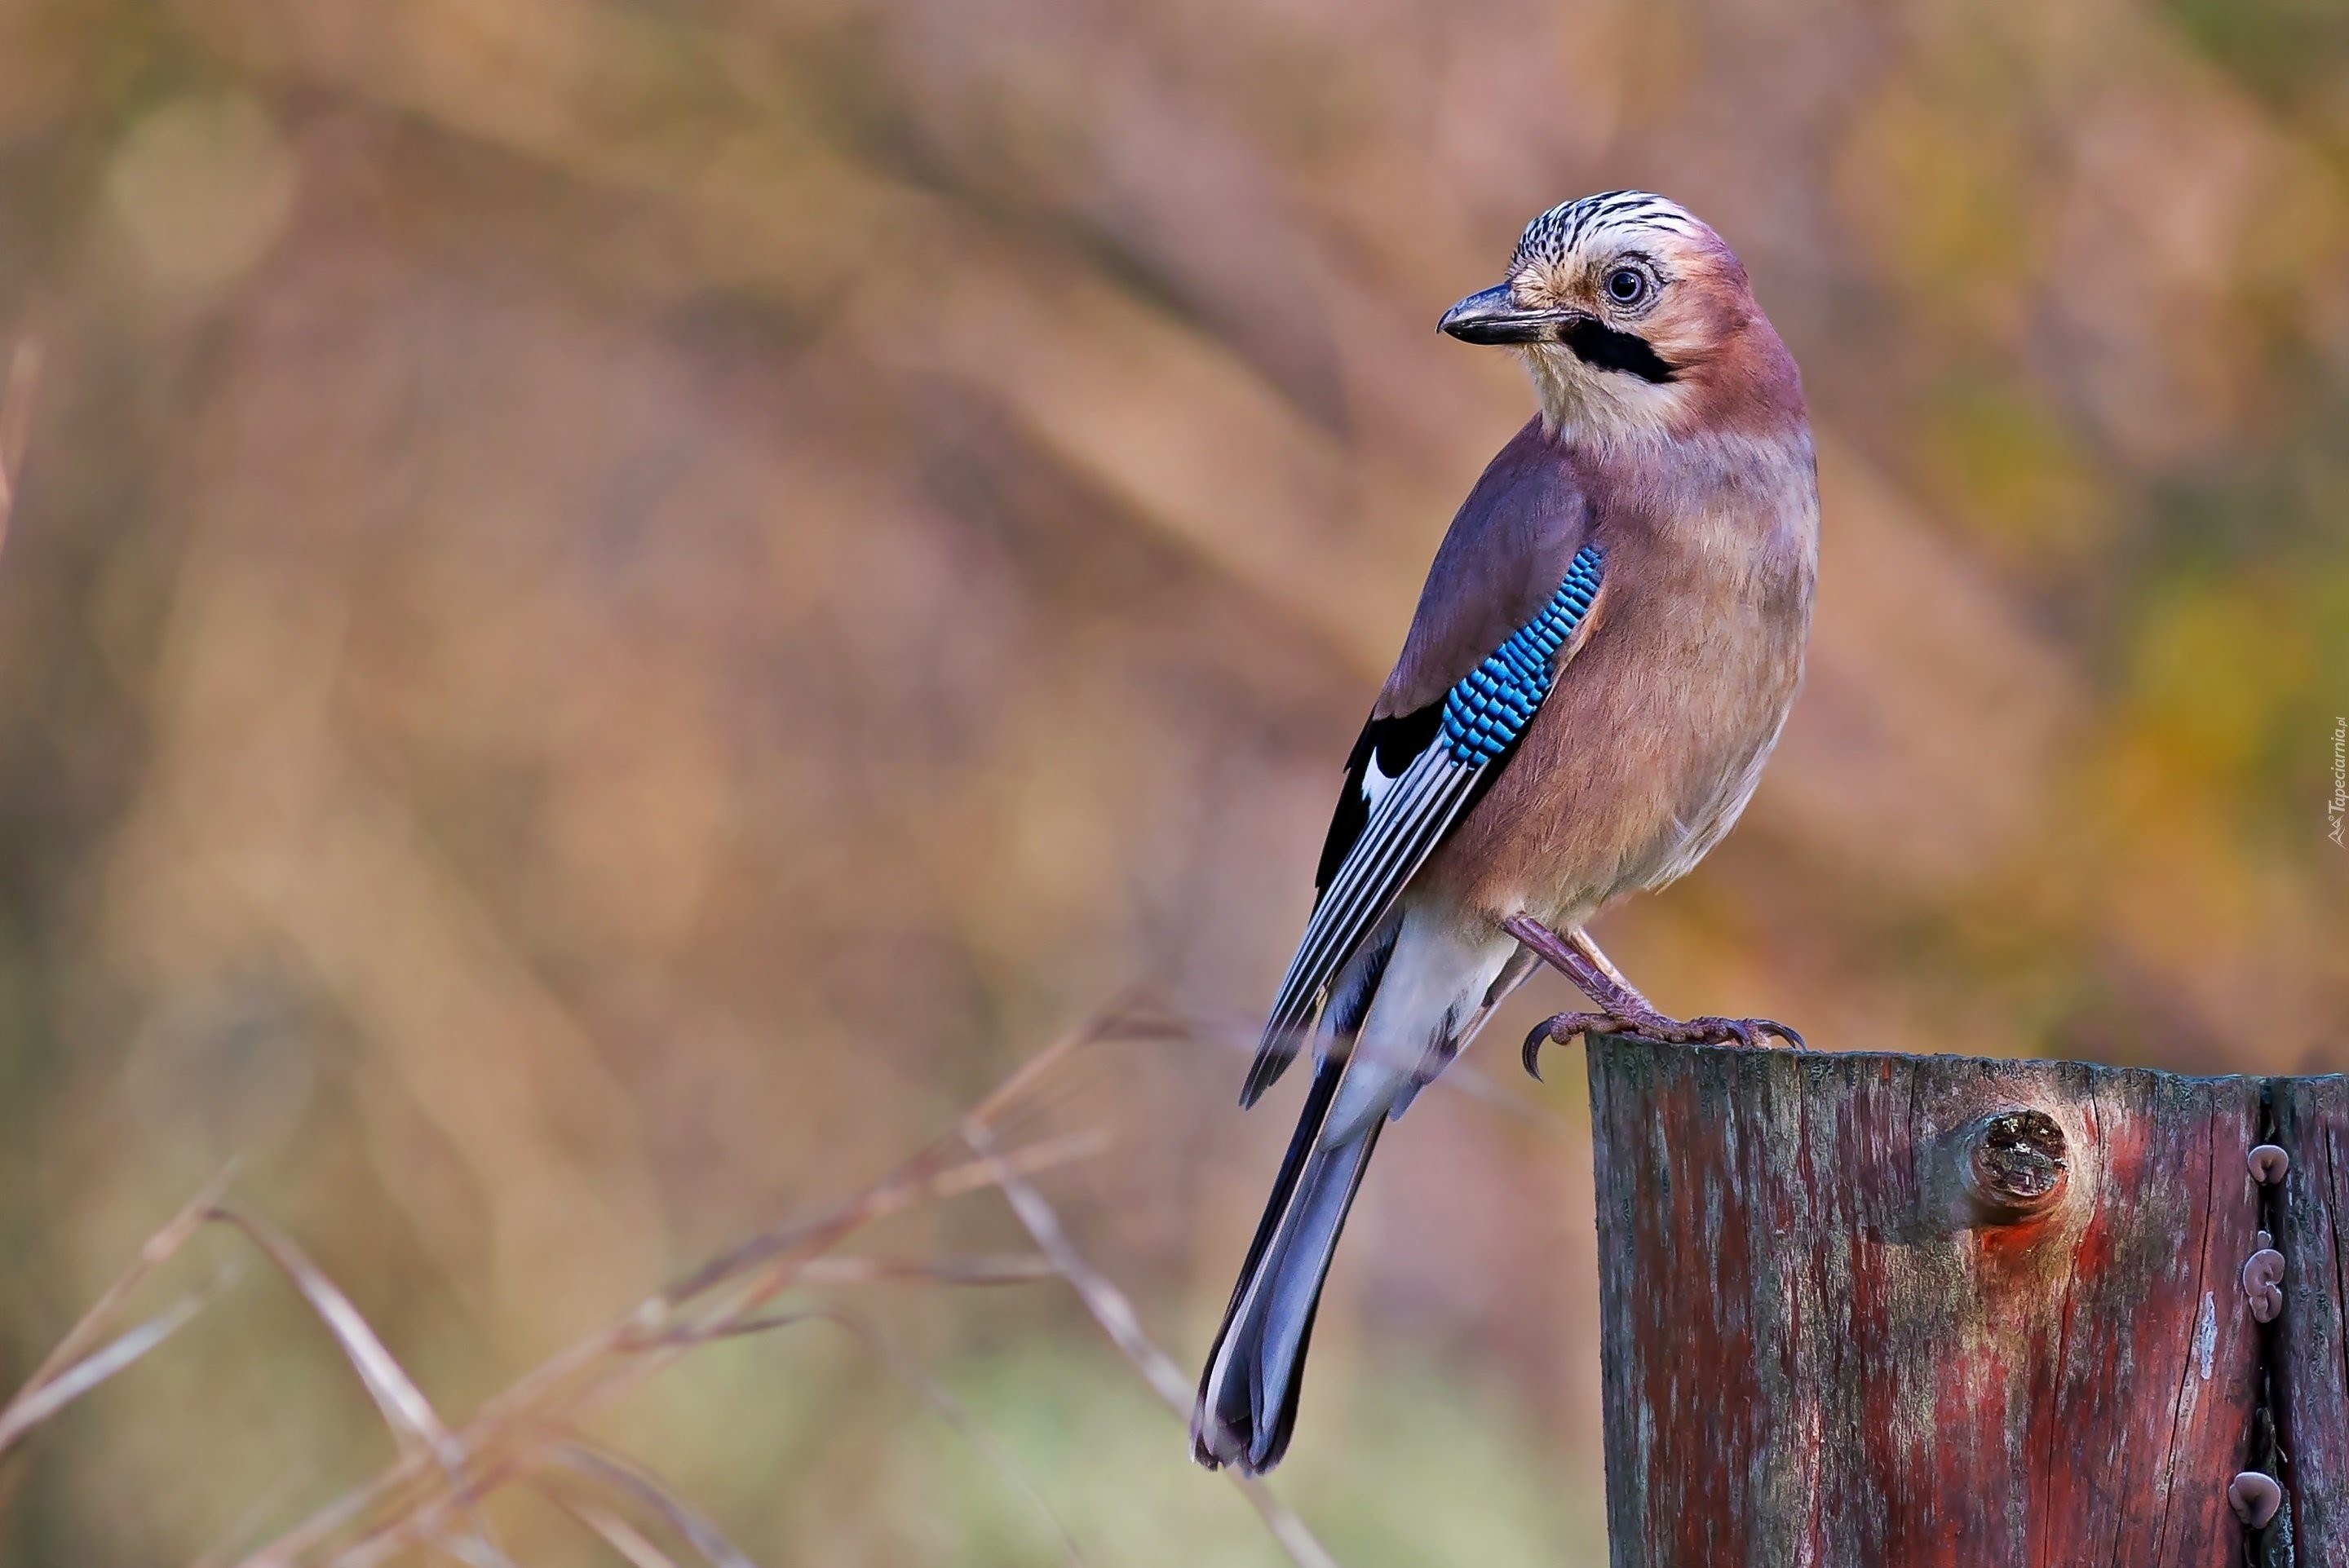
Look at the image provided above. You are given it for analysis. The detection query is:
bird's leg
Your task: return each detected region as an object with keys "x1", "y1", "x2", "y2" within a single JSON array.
[
  {"x1": 1500, "y1": 916, "x2": 1655, "y2": 1015},
  {"x1": 1500, "y1": 915, "x2": 1807, "y2": 1077}
]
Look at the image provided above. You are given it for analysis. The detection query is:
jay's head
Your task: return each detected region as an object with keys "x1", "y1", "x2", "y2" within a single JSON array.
[{"x1": 1440, "y1": 191, "x2": 1802, "y2": 439}]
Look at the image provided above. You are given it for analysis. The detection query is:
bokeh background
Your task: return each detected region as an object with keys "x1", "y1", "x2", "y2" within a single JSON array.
[{"x1": 0, "y1": 0, "x2": 2346, "y2": 1560}]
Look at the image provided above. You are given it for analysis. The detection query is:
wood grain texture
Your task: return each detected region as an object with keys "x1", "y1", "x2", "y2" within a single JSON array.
[
  {"x1": 2273, "y1": 1074, "x2": 2349, "y2": 1556},
  {"x1": 1586, "y1": 1038, "x2": 2273, "y2": 1566}
]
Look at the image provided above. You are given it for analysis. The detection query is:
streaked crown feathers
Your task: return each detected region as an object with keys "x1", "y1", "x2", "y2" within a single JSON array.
[{"x1": 1511, "y1": 190, "x2": 1703, "y2": 272}]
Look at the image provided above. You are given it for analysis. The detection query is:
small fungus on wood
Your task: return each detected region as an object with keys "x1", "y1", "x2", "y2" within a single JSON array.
[
  {"x1": 2243, "y1": 1248, "x2": 2285, "y2": 1324},
  {"x1": 2230, "y1": 1471, "x2": 2284, "y2": 1529}
]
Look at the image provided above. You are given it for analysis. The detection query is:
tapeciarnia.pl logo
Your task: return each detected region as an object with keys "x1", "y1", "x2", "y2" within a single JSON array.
[{"x1": 2330, "y1": 717, "x2": 2347, "y2": 847}]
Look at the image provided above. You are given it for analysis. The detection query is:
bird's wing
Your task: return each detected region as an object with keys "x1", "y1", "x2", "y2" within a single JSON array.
[{"x1": 1241, "y1": 538, "x2": 1606, "y2": 1105}]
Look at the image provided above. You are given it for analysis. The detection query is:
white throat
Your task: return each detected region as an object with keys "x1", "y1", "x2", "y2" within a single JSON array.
[{"x1": 1522, "y1": 343, "x2": 1690, "y2": 443}]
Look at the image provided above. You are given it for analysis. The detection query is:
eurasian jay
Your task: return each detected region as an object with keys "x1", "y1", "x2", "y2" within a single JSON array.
[{"x1": 1192, "y1": 191, "x2": 1817, "y2": 1476}]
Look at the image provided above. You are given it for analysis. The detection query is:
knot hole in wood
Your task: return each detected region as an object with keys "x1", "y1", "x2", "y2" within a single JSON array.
[{"x1": 1962, "y1": 1107, "x2": 2068, "y2": 1224}]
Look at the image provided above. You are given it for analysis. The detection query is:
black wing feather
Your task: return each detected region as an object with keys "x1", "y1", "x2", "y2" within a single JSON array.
[{"x1": 1311, "y1": 703, "x2": 1444, "y2": 897}]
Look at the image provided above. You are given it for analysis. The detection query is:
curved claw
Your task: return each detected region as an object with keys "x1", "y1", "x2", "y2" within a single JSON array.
[
  {"x1": 1521, "y1": 1016, "x2": 1562, "y2": 1080},
  {"x1": 1522, "y1": 1011, "x2": 1633, "y2": 1079}
]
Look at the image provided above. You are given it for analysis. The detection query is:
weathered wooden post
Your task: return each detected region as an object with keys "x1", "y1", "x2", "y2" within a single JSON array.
[{"x1": 1584, "y1": 1037, "x2": 2346, "y2": 1566}]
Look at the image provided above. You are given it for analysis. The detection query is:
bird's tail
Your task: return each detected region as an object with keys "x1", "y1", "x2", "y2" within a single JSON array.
[
  {"x1": 1191, "y1": 1051, "x2": 1384, "y2": 1476},
  {"x1": 1195, "y1": 909, "x2": 1526, "y2": 1474}
]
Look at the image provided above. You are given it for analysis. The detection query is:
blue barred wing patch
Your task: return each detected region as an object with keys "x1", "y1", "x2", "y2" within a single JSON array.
[
  {"x1": 1245, "y1": 543, "x2": 1608, "y2": 1097},
  {"x1": 1440, "y1": 544, "x2": 1604, "y2": 766}
]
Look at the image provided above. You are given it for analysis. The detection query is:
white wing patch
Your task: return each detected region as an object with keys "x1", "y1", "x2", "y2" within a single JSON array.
[{"x1": 1360, "y1": 752, "x2": 1402, "y2": 815}]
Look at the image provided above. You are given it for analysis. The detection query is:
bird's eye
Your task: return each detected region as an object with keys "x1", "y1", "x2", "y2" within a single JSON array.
[{"x1": 1605, "y1": 267, "x2": 1648, "y2": 306}]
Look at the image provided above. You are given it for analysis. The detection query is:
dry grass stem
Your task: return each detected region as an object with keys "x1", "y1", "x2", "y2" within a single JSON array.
[
  {"x1": 202, "y1": 1206, "x2": 459, "y2": 1459},
  {"x1": 0, "y1": 1167, "x2": 237, "y2": 1462},
  {"x1": 200, "y1": 1206, "x2": 517, "y2": 1566},
  {"x1": 3, "y1": 1010, "x2": 1341, "y2": 1568},
  {"x1": 790, "y1": 1252, "x2": 1062, "y2": 1285},
  {"x1": 537, "y1": 1487, "x2": 684, "y2": 1568},
  {"x1": 225, "y1": 1016, "x2": 1181, "y2": 1566},
  {"x1": 666, "y1": 1305, "x2": 1084, "y2": 1567},
  {"x1": 960, "y1": 1122, "x2": 1342, "y2": 1568},
  {"x1": 0, "y1": 1272, "x2": 230, "y2": 1455},
  {"x1": 12, "y1": 1167, "x2": 233, "y2": 1398},
  {"x1": 960, "y1": 1123, "x2": 1190, "y2": 1412},
  {"x1": 542, "y1": 1443, "x2": 757, "y2": 1568}
]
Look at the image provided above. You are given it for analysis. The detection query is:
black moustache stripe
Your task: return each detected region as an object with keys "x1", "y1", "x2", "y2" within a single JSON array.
[{"x1": 1562, "y1": 319, "x2": 1676, "y2": 384}]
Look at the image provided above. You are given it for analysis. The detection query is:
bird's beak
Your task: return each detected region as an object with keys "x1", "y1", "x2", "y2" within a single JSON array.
[{"x1": 1438, "y1": 284, "x2": 1589, "y2": 345}]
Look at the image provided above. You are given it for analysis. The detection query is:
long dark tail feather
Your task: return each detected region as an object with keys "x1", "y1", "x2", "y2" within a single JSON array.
[{"x1": 1192, "y1": 1054, "x2": 1387, "y2": 1475}]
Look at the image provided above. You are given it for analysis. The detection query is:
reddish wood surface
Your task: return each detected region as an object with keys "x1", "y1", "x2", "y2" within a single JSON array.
[
  {"x1": 1585, "y1": 1038, "x2": 2303, "y2": 1566},
  {"x1": 2274, "y1": 1074, "x2": 2349, "y2": 1557}
]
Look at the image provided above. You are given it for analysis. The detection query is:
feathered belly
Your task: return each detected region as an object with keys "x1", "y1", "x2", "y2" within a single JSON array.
[
  {"x1": 1424, "y1": 605, "x2": 1805, "y2": 925},
  {"x1": 1629, "y1": 720, "x2": 1783, "y2": 891}
]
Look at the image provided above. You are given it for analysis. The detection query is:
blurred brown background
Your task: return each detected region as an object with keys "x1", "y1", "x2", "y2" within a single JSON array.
[{"x1": 0, "y1": 0, "x2": 2345, "y2": 1560}]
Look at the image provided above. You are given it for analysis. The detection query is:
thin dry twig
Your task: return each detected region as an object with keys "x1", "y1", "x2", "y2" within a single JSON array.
[
  {"x1": 7, "y1": 1009, "x2": 1344, "y2": 1568},
  {"x1": 962, "y1": 1126, "x2": 1188, "y2": 1408},
  {"x1": 189, "y1": 1462, "x2": 326, "y2": 1568},
  {"x1": 665, "y1": 1306, "x2": 1084, "y2": 1568},
  {"x1": 12, "y1": 1167, "x2": 234, "y2": 1400},
  {"x1": 203, "y1": 1207, "x2": 458, "y2": 1460},
  {"x1": 647, "y1": 1124, "x2": 1108, "y2": 1317},
  {"x1": 0, "y1": 1173, "x2": 497, "y2": 1566},
  {"x1": 790, "y1": 1252, "x2": 1060, "y2": 1286},
  {"x1": 0, "y1": 1270, "x2": 232, "y2": 1454},
  {"x1": 542, "y1": 1442, "x2": 758, "y2": 1568},
  {"x1": 539, "y1": 1485, "x2": 684, "y2": 1568},
  {"x1": 960, "y1": 1122, "x2": 1342, "y2": 1568},
  {"x1": 201, "y1": 1205, "x2": 515, "y2": 1568},
  {"x1": 0, "y1": 1166, "x2": 237, "y2": 1464},
  {"x1": 230, "y1": 1028, "x2": 1125, "y2": 1568}
]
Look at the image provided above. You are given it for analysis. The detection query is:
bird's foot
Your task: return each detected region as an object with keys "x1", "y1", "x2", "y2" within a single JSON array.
[{"x1": 1521, "y1": 1009, "x2": 1807, "y2": 1077}]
